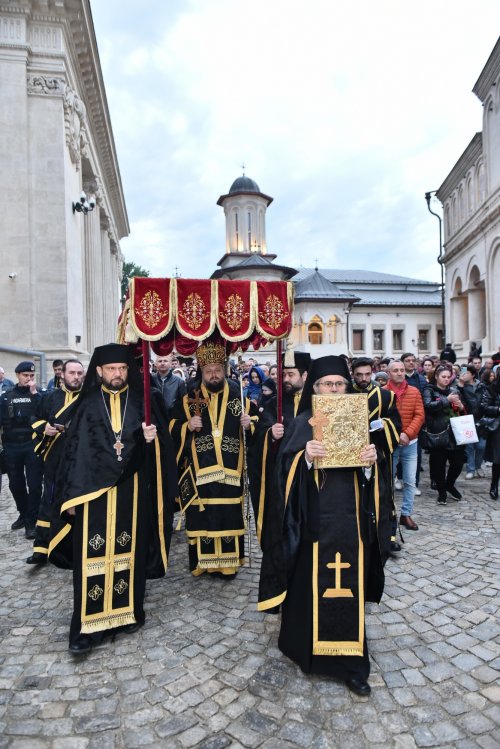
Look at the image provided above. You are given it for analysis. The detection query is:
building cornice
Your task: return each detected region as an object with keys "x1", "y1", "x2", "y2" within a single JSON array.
[
  {"x1": 443, "y1": 199, "x2": 500, "y2": 263},
  {"x1": 472, "y1": 36, "x2": 500, "y2": 103},
  {"x1": 436, "y1": 133, "x2": 482, "y2": 201}
]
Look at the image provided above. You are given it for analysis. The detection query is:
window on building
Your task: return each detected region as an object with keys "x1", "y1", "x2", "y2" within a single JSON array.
[
  {"x1": 418, "y1": 330, "x2": 429, "y2": 351},
  {"x1": 247, "y1": 212, "x2": 252, "y2": 249},
  {"x1": 235, "y1": 213, "x2": 239, "y2": 250},
  {"x1": 352, "y1": 329, "x2": 364, "y2": 351},
  {"x1": 373, "y1": 329, "x2": 384, "y2": 351},
  {"x1": 392, "y1": 329, "x2": 403, "y2": 351},
  {"x1": 437, "y1": 328, "x2": 444, "y2": 351},
  {"x1": 308, "y1": 317, "x2": 323, "y2": 345}
]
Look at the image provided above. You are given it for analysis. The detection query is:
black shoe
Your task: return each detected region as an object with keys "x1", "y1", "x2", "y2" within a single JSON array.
[
  {"x1": 447, "y1": 486, "x2": 462, "y2": 501},
  {"x1": 26, "y1": 552, "x2": 47, "y2": 565},
  {"x1": 68, "y1": 634, "x2": 92, "y2": 655},
  {"x1": 390, "y1": 541, "x2": 402, "y2": 553},
  {"x1": 490, "y1": 485, "x2": 498, "y2": 499},
  {"x1": 346, "y1": 677, "x2": 371, "y2": 696},
  {"x1": 24, "y1": 525, "x2": 36, "y2": 540},
  {"x1": 11, "y1": 516, "x2": 25, "y2": 531},
  {"x1": 437, "y1": 494, "x2": 447, "y2": 505},
  {"x1": 120, "y1": 622, "x2": 144, "y2": 634}
]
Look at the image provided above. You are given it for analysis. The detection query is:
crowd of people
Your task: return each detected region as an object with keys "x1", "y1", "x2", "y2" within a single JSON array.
[{"x1": 0, "y1": 341, "x2": 499, "y2": 697}]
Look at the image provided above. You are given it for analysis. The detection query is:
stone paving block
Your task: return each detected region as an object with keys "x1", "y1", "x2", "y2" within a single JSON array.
[
  {"x1": 457, "y1": 711, "x2": 496, "y2": 735},
  {"x1": 278, "y1": 719, "x2": 317, "y2": 746},
  {"x1": 470, "y1": 664, "x2": 499, "y2": 683},
  {"x1": 481, "y1": 685, "x2": 500, "y2": 702},
  {"x1": 421, "y1": 660, "x2": 458, "y2": 683}
]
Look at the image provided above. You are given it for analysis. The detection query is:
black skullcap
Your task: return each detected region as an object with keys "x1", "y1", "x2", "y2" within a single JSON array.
[
  {"x1": 93, "y1": 343, "x2": 131, "y2": 366},
  {"x1": 15, "y1": 361, "x2": 35, "y2": 373},
  {"x1": 297, "y1": 356, "x2": 352, "y2": 414}
]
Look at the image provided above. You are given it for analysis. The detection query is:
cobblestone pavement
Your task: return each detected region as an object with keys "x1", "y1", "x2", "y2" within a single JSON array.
[{"x1": 0, "y1": 458, "x2": 499, "y2": 749}]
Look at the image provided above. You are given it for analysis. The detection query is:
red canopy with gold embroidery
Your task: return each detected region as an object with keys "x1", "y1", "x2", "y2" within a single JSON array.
[{"x1": 119, "y1": 277, "x2": 293, "y2": 354}]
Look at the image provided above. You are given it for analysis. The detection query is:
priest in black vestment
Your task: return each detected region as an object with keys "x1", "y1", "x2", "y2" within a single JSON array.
[
  {"x1": 49, "y1": 344, "x2": 177, "y2": 655},
  {"x1": 258, "y1": 355, "x2": 391, "y2": 697},
  {"x1": 28, "y1": 359, "x2": 85, "y2": 565},
  {"x1": 169, "y1": 340, "x2": 257, "y2": 578}
]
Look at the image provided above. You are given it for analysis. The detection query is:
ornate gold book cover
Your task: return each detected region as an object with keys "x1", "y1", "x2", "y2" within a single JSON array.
[{"x1": 310, "y1": 394, "x2": 370, "y2": 468}]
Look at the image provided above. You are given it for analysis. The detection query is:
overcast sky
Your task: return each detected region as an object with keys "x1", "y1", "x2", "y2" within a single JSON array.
[{"x1": 90, "y1": 1, "x2": 499, "y2": 284}]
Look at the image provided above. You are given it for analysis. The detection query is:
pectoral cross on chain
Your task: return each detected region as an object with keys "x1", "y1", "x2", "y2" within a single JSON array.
[
  {"x1": 187, "y1": 389, "x2": 208, "y2": 417},
  {"x1": 308, "y1": 410, "x2": 329, "y2": 440},
  {"x1": 323, "y1": 552, "x2": 354, "y2": 598},
  {"x1": 113, "y1": 439, "x2": 124, "y2": 461}
]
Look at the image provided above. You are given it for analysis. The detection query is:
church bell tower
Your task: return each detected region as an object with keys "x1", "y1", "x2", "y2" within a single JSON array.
[{"x1": 217, "y1": 172, "x2": 273, "y2": 255}]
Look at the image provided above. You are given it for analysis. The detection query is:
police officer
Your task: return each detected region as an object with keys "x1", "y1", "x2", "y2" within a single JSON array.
[{"x1": 0, "y1": 361, "x2": 43, "y2": 538}]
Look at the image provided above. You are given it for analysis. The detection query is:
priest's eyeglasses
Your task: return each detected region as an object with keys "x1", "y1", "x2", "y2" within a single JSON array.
[{"x1": 315, "y1": 379, "x2": 347, "y2": 390}]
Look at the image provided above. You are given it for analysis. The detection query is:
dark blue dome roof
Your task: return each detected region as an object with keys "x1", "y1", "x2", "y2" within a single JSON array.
[{"x1": 229, "y1": 176, "x2": 260, "y2": 194}]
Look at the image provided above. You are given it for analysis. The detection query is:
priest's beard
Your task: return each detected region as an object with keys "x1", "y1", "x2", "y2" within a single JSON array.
[
  {"x1": 283, "y1": 383, "x2": 302, "y2": 395},
  {"x1": 204, "y1": 378, "x2": 225, "y2": 393}
]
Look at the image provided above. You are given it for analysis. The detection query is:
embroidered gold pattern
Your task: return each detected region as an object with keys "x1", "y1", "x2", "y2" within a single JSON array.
[
  {"x1": 227, "y1": 399, "x2": 242, "y2": 416},
  {"x1": 219, "y1": 293, "x2": 249, "y2": 331},
  {"x1": 180, "y1": 476, "x2": 192, "y2": 500},
  {"x1": 88, "y1": 584, "x2": 104, "y2": 601},
  {"x1": 135, "y1": 290, "x2": 169, "y2": 329},
  {"x1": 221, "y1": 436, "x2": 240, "y2": 453},
  {"x1": 195, "y1": 434, "x2": 214, "y2": 453},
  {"x1": 180, "y1": 292, "x2": 208, "y2": 330},
  {"x1": 116, "y1": 531, "x2": 131, "y2": 547},
  {"x1": 89, "y1": 533, "x2": 105, "y2": 551},
  {"x1": 259, "y1": 294, "x2": 289, "y2": 329},
  {"x1": 188, "y1": 399, "x2": 208, "y2": 415},
  {"x1": 202, "y1": 536, "x2": 212, "y2": 545},
  {"x1": 114, "y1": 578, "x2": 129, "y2": 595}
]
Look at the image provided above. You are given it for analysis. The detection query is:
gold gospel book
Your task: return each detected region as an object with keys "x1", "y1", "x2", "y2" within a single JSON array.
[{"x1": 310, "y1": 394, "x2": 370, "y2": 469}]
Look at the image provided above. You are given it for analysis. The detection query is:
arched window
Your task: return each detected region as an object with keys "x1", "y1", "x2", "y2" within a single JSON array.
[{"x1": 308, "y1": 316, "x2": 323, "y2": 345}]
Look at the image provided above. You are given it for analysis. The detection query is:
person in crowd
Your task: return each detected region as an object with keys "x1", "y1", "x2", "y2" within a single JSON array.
[
  {"x1": 47, "y1": 360, "x2": 64, "y2": 391},
  {"x1": 421, "y1": 357, "x2": 435, "y2": 381},
  {"x1": 422, "y1": 364, "x2": 466, "y2": 505},
  {"x1": 0, "y1": 366, "x2": 14, "y2": 395},
  {"x1": 48, "y1": 343, "x2": 177, "y2": 655},
  {"x1": 378, "y1": 358, "x2": 392, "y2": 372},
  {"x1": 0, "y1": 361, "x2": 43, "y2": 539},
  {"x1": 480, "y1": 367, "x2": 500, "y2": 499},
  {"x1": 246, "y1": 365, "x2": 266, "y2": 405},
  {"x1": 468, "y1": 355, "x2": 482, "y2": 376},
  {"x1": 373, "y1": 371, "x2": 389, "y2": 388},
  {"x1": 457, "y1": 365, "x2": 486, "y2": 480},
  {"x1": 440, "y1": 343, "x2": 457, "y2": 364},
  {"x1": 152, "y1": 353, "x2": 187, "y2": 415},
  {"x1": 27, "y1": 359, "x2": 85, "y2": 565},
  {"x1": 169, "y1": 340, "x2": 256, "y2": 578},
  {"x1": 387, "y1": 361, "x2": 425, "y2": 531},
  {"x1": 400, "y1": 353, "x2": 426, "y2": 495},
  {"x1": 268, "y1": 364, "x2": 278, "y2": 383},
  {"x1": 258, "y1": 356, "x2": 390, "y2": 697}
]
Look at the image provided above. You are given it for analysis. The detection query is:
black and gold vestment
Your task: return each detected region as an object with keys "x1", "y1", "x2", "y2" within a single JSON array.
[{"x1": 170, "y1": 379, "x2": 256, "y2": 576}]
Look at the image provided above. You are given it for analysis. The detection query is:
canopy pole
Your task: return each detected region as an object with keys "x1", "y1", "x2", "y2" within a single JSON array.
[
  {"x1": 276, "y1": 339, "x2": 283, "y2": 423},
  {"x1": 142, "y1": 339, "x2": 151, "y2": 425}
]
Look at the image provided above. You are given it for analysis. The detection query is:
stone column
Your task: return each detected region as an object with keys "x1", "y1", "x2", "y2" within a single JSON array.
[
  {"x1": 84, "y1": 205, "x2": 104, "y2": 350},
  {"x1": 467, "y1": 287, "x2": 486, "y2": 341}
]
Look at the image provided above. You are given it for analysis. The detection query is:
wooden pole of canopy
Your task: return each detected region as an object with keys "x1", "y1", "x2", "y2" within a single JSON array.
[
  {"x1": 276, "y1": 339, "x2": 283, "y2": 423},
  {"x1": 142, "y1": 338, "x2": 151, "y2": 425}
]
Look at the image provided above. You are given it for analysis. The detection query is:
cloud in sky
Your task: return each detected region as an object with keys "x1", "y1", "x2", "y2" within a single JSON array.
[{"x1": 90, "y1": 0, "x2": 499, "y2": 283}]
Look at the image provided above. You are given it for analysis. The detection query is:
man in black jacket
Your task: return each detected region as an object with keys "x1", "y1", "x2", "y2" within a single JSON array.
[
  {"x1": 0, "y1": 361, "x2": 43, "y2": 538},
  {"x1": 152, "y1": 354, "x2": 187, "y2": 415}
]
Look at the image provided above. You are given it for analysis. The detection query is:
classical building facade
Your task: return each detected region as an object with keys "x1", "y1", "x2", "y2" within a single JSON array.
[
  {"x1": 437, "y1": 38, "x2": 500, "y2": 360},
  {"x1": 212, "y1": 175, "x2": 443, "y2": 360},
  {"x1": 0, "y1": 0, "x2": 128, "y2": 383}
]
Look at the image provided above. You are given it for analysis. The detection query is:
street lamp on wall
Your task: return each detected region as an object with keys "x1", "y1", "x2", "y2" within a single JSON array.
[
  {"x1": 72, "y1": 191, "x2": 96, "y2": 215},
  {"x1": 425, "y1": 191, "x2": 445, "y2": 346}
]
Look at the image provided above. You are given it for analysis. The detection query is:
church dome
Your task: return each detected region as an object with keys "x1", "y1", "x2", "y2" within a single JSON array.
[{"x1": 229, "y1": 175, "x2": 260, "y2": 194}]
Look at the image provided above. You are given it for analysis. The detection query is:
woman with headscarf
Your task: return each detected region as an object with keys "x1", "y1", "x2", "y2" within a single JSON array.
[{"x1": 245, "y1": 365, "x2": 265, "y2": 405}]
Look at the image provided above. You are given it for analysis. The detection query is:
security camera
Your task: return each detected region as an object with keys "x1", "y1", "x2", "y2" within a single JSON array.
[
  {"x1": 8, "y1": 272, "x2": 17, "y2": 279},
  {"x1": 88, "y1": 197, "x2": 96, "y2": 209}
]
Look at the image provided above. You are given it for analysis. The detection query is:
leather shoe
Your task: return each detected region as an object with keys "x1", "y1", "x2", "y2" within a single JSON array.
[
  {"x1": 24, "y1": 525, "x2": 36, "y2": 540},
  {"x1": 399, "y1": 515, "x2": 419, "y2": 531},
  {"x1": 68, "y1": 634, "x2": 92, "y2": 655},
  {"x1": 11, "y1": 516, "x2": 25, "y2": 531},
  {"x1": 490, "y1": 486, "x2": 498, "y2": 499},
  {"x1": 26, "y1": 552, "x2": 47, "y2": 565},
  {"x1": 120, "y1": 622, "x2": 143, "y2": 634},
  {"x1": 390, "y1": 541, "x2": 401, "y2": 553},
  {"x1": 446, "y1": 486, "x2": 462, "y2": 501},
  {"x1": 346, "y1": 677, "x2": 371, "y2": 696}
]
